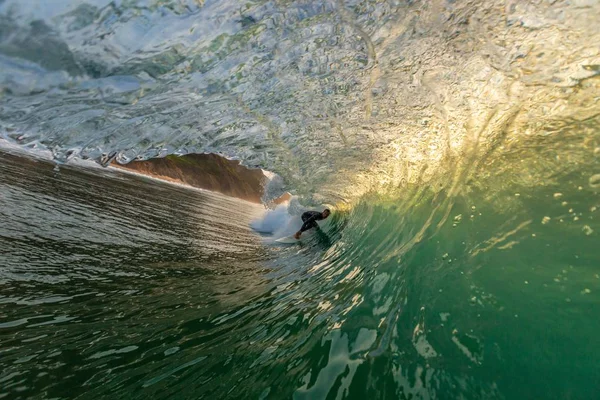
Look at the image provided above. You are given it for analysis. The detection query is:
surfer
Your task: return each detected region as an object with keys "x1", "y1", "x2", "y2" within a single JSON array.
[{"x1": 294, "y1": 209, "x2": 330, "y2": 239}]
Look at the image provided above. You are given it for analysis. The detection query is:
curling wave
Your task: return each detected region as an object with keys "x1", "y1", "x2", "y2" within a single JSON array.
[{"x1": 0, "y1": 0, "x2": 598, "y2": 203}]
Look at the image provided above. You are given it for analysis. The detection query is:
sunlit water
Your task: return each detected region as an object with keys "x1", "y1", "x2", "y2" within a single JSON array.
[
  {"x1": 2, "y1": 147, "x2": 600, "y2": 399},
  {"x1": 1, "y1": 0, "x2": 598, "y2": 199},
  {"x1": 1, "y1": 0, "x2": 600, "y2": 398}
]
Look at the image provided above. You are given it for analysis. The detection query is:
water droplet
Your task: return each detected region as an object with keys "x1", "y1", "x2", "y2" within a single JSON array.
[
  {"x1": 515, "y1": 193, "x2": 521, "y2": 197},
  {"x1": 541, "y1": 216, "x2": 551, "y2": 224},
  {"x1": 582, "y1": 225, "x2": 593, "y2": 236},
  {"x1": 581, "y1": 288, "x2": 591, "y2": 295},
  {"x1": 524, "y1": 281, "x2": 529, "y2": 284},
  {"x1": 590, "y1": 174, "x2": 600, "y2": 189},
  {"x1": 471, "y1": 206, "x2": 476, "y2": 211},
  {"x1": 553, "y1": 193, "x2": 563, "y2": 198},
  {"x1": 561, "y1": 201, "x2": 568, "y2": 206}
]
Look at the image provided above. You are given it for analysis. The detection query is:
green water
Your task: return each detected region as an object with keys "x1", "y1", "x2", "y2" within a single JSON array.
[
  {"x1": 1, "y1": 0, "x2": 599, "y2": 398},
  {"x1": 1, "y1": 148, "x2": 600, "y2": 399}
]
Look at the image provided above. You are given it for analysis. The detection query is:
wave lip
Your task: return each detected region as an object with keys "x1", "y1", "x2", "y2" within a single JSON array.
[{"x1": 0, "y1": 0, "x2": 598, "y2": 202}]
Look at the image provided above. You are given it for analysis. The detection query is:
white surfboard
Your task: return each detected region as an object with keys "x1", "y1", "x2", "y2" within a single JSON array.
[{"x1": 275, "y1": 235, "x2": 300, "y2": 244}]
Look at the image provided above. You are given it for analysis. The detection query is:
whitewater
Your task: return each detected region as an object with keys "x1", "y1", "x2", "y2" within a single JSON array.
[{"x1": 1, "y1": 0, "x2": 599, "y2": 399}]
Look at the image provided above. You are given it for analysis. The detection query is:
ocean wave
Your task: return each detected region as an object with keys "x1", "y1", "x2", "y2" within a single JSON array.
[{"x1": 0, "y1": 0, "x2": 598, "y2": 203}]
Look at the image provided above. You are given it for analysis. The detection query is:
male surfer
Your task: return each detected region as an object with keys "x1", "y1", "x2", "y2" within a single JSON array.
[{"x1": 294, "y1": 209, "x2": 330, "y2": 239}]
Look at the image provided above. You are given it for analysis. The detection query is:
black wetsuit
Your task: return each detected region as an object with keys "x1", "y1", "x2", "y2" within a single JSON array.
[{"x1": 299, "y1": 211, "x2": 325, "y2": 232}]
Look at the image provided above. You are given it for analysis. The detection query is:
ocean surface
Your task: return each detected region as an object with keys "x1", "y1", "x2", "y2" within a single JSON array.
[
  {"x1": 2, "y1": 150, "x2": 600, "y2": 399},
  {"x1": 1, "y1": 0, "x2": 600, "y2": 399}
]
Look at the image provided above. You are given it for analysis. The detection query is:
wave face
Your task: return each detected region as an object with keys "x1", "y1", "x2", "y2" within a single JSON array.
[
  {"x1": 1, "y1": 0, "x2": 598, "y2": 200},
  {"x1": 2, "y1": 139, "x2": 600, "y2": 399},
  {"x1": 1, "y1": 2, "x2": 600, "y2": 398}
]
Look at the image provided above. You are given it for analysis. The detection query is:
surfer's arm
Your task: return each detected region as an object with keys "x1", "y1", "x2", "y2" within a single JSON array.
[{"x1": 299, "y1": 216, "x2": 318, "y2": 232}]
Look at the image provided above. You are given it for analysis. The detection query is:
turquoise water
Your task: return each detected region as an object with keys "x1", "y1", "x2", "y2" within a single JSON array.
[
  {"x1": 2, "y1": 141, "x2": 599, "y2": 399},
  {"x1": 1, "y1": 0, "x2": 600, "y2": 398}
]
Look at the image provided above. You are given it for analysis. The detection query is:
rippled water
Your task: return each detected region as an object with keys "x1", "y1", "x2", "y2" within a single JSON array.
[
  {"x1": 0, "y1": 153, "x2": 271, "y2": 398},
  {"x1": 1, "y1": 0, "x2": 600, "y2": 399},
  {"x1": 1, "y1": 0, "x2": 598, "y2": 199},
  {"x1": 2, "y1": 143, "x2": 600, "y2": 399}
]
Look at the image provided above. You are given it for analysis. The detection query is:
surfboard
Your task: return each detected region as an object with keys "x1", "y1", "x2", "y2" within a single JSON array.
[{"x1": 275, "y1": 236, "x2": 300, "y2": 244}]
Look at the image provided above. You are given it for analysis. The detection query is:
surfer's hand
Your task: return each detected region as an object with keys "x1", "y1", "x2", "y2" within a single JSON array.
[{"x1": 294, "y1": 232, "x2": 301, "y2": 239}]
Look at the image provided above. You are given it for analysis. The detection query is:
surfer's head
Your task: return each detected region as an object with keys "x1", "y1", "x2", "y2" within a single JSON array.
[{"x1": 322, "y1": 209, "x2": 331, "y2": 218}]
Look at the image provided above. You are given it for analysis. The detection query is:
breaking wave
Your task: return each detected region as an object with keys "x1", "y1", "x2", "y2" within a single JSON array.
[
  {"x1": 0, "y1": 0, "x2": 598, "y2": 203},
  {"x1": 1, "y1": 2, "x2": 600, "y2": 398}
]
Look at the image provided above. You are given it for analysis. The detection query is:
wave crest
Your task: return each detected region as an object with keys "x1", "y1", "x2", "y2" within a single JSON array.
[{"x1": 0, "y1": 0, "x2": 598, "y2": 202}]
